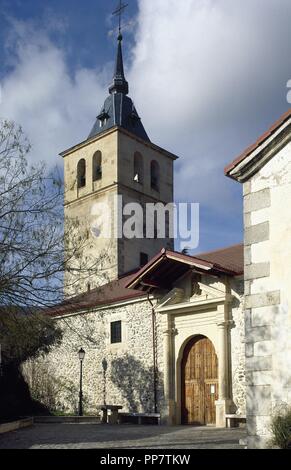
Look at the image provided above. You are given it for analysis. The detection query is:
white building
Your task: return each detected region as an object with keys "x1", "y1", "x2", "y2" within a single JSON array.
[{"x1": 226, "y1": 109, "x2": 291, "y2": 448}]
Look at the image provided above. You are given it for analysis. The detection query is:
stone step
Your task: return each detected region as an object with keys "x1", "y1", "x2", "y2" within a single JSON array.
[{"x1": 0, "y1": 417, "x2": 34, "y2": 434}]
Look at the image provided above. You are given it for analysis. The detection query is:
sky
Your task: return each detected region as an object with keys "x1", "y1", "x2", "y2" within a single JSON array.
[{"x1": 0, "y1": 0, "x2": 291, "y2": 254}]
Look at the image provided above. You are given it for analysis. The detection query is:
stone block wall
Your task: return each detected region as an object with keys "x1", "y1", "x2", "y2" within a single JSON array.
[{"x1": 243, "y1": 142, "x2": 291, "y2": 448}]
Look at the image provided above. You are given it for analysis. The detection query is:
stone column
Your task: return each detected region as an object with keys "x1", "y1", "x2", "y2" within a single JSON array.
[
  {"x1": 215, "y1": 317, "x2": 234, "y2": 427},
  {"x1": 217, "y1": 321, "x2": 228, "y2": 400},
  {"x1": 161, "y1": 315, "x2": 175, "y2": 425}
]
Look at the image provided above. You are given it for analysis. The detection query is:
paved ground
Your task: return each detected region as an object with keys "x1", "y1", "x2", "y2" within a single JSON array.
[{"x1": 0, "y1": 424, "x2": 246, "y2": 449}]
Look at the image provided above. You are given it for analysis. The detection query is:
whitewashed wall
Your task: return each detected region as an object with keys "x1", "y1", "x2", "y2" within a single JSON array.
[{"x1": 243, "y1": 141, "x2": 291, "y2": 448}]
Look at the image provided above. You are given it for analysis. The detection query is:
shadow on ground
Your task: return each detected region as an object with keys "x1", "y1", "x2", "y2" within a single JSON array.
[{"x1": 0, "y1": 424, "x2": 246, "y2": 449}]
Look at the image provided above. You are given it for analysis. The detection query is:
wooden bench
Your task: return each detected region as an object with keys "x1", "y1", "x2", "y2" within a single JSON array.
[
  {"x1": 225, "y1": 414, "x2": 246, "y2": 428},
  {"x1": 118, "y1": 413, "x2": 161, "y2": 426},
  {"x1": 97, "y1": 405, "x2": 123, "y2": 425}
]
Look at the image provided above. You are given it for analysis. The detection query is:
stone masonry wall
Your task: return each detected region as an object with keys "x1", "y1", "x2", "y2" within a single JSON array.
[
  {"x1": 23, "y1": 280, "x2": 245, "y2": 422},
  {"x1": 230, "y1": 278, "x2": 246, "y2": 416},
  {"x1": 24, "y1": 298, "x2": 166, "y2": 417},
  {"x1": 243, "y1": 141, "x2": 291, "y2": 448}
]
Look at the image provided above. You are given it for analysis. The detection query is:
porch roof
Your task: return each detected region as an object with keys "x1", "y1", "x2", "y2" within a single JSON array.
[{"x1": 125, "y1": 244, "x2": 243, "y2": 292}]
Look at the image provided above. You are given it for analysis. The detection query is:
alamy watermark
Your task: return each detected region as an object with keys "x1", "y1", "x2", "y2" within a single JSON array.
[
  {"x1": 90, "y1": 196, "x2": 200, "y2": 251},
  {"x1": 287, "y1": 79, "x2": 291, "y2": 104}
]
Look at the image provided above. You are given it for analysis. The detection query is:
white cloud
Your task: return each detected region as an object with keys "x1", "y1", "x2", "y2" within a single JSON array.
[
  {"x1": 1, "y1": 1, "x2": 291, "y2": 248},
  {"x1": 0, "y1": 19, "x2": 108, "y2": 169},
  {"x1": 129, "y1": 0, "x2": 291, "y2": 209}
]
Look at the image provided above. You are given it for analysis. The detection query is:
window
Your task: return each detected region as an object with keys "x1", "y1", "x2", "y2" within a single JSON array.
[
  {"x1": 99, "y1": 118, "x2": 107, "y2": 128},
  {"x1": 111, "y1": 321, "x2": 122, "y2": 344},
  {"x1": 98, "y1": 109, "x2": 109, "y2": 129},
  {"x1": 133, "y1": 152, "x2": 143, "y2": 184},
  {"x1": 93, "y1": 151, "x2": 102, "y2": 181},
  {"x1": 151, "y1": 160, "x2": 160, "y2": 192},
  {"x1": 77, "y1": 159, "x2": 86, "y2": 188},
  {"x1": 140, "y1": 252, "x2": 149, "y2": 267}
]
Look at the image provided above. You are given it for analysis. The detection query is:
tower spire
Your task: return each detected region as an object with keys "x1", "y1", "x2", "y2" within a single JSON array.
[
  {"x1": 88, "y1": 1, "x2": 150, "y2": 142},
  {"x1": 109, "y1": 34, "x2": 129, "y2": 95}
]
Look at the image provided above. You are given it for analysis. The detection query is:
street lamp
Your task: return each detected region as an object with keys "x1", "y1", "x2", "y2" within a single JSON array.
[{"x1": 78, "y1": 348, "x2": 85, "y2": 416}]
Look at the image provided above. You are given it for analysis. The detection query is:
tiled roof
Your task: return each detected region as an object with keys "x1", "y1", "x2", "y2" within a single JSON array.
[
  {"x1": 194, "y1": 243, "x2": 243, "y2": 275},
  {"x1": 47, "y1": 271, "x2": 146, "y2": 318},
  {"x1": 47, "y1": 244, "x2": 243, "y2": 317},
  {"x1": 225, "y1": 109, "x2": 291, "y2": 178}
]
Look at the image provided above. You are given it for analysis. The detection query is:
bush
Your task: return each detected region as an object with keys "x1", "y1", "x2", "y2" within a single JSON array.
[{"x1": 270, "y1": 407, "x2": 291, "y2": 449}]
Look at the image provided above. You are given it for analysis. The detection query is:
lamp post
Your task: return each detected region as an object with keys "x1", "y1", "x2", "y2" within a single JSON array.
[{"x1": 78, "y1": 348, "x2": 85, "y2": 416}]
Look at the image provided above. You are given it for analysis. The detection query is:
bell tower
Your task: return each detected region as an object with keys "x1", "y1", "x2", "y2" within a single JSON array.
[{"x1": 61, "y1": 33, "x2": 178, "y2": 296}]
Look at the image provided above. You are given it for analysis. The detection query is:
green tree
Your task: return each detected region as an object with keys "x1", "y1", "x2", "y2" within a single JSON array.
[{"x1": 0, "y1": 309, "x2": 62, "y2": 367}]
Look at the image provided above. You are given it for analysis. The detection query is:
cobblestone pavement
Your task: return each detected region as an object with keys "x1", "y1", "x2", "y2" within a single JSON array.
[{"x1": 0, "y1": 424, "x2": 246, "y2": 449}]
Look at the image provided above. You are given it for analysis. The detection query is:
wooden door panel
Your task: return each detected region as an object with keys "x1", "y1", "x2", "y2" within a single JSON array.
[
  {"x1": 205, "y1": 381, "x2": 219, "y2": 425},
  {"x1": 184, "y1": 381, "x2": 204, "y2": 425},
  {"x1": 182, "y1": 336, "x2": 218, "y2": 425}
]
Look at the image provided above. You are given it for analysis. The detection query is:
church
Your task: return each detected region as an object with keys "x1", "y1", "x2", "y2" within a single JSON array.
[
  {"x1": 24, "y1": 32, "x2": 246, "y2": 428},
  {"x1": 13, "y1": 1, "x2": 291, "y2": 447}
]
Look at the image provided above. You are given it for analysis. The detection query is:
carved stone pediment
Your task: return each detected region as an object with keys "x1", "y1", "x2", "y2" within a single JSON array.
[
  {"x1": 158, "y1": 288, "x2": 185, "y2": 308},
  {"x1": 190, "y1": 278, "x2": 225, "y2": 303}
]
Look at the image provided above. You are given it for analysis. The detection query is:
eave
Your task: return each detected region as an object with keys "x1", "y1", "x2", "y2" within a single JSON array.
[
  {"x1": 225, "y1": 110, "x2": 291, "y2": 182},
  {"x1": 59, "y1": 126, "x2": 179, "y2": 161}
]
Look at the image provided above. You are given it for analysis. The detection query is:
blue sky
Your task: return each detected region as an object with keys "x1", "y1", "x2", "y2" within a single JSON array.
[
  {"x1": 1, "y1": 0, "x2": 291, "y2": 254},
  {"x1": 0, "y1": 0, "x2": 138, "y2": 74}
]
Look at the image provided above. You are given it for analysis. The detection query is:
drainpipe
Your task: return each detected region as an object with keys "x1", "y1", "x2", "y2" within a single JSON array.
[{"x1": 147, "y1": 294, "x2": 158, "y2": 414}]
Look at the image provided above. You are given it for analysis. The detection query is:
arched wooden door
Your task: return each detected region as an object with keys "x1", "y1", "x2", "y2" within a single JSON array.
[{"x1": 181, "y1": 336, "x2": 218, "y2": 425}]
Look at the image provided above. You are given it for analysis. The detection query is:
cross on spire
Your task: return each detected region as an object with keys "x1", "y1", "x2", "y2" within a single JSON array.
[
  {"x1": 109, "y1": 1, "x2": 129, "y2": 95},
  {"x1": 112, "y1": 0, "x2": 128, "y2": 37}
]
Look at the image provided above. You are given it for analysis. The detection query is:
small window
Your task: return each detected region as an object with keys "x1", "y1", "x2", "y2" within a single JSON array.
[
  {"x1": 93, "y1": 151, "x2": 102, "y2": 182},
  {"x1": 151, "y1": 160, "x2": 160, "y2": 192},
  {"x1": 140, "y1": 252, "x2": 149, "y2": 267},
  {"x1": 77, "y1": 159, "x2": 86, "y2": 188},
  {"x1": 99, "y1": 118, "x2": 107, "y2": 128},
  {"x1": 111, "y1": 321, "x2": 122, "y2": 344},
  {"x1": 133, "y1": 152, "x2": 143, "y2": 184}
]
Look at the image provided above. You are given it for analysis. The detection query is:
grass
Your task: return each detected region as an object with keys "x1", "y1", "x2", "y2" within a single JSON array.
[
  {"x1": 51, "y1": 410, "x2": 75, "y2": 417},
  {"x1": 270, "y1": 407, "x2": 291, "y2": 449}
]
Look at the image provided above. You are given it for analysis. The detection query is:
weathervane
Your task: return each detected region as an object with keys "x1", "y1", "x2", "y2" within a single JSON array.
[{"x1": 112, "y1": 0, "x2": 129, "y2": 36}]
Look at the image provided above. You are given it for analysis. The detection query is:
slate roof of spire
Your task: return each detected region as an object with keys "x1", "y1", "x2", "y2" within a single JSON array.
[{"x1": 88, "y1": 34, "x2": 150, "y2": 142}]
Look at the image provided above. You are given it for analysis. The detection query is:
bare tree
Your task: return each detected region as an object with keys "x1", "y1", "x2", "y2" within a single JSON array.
[
  {"x1": 0, "y1": 119, "x2": 109, "y2": 311},
  {"x1": 0, "y1": 118, "x2": 112, "y2": 417}
]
